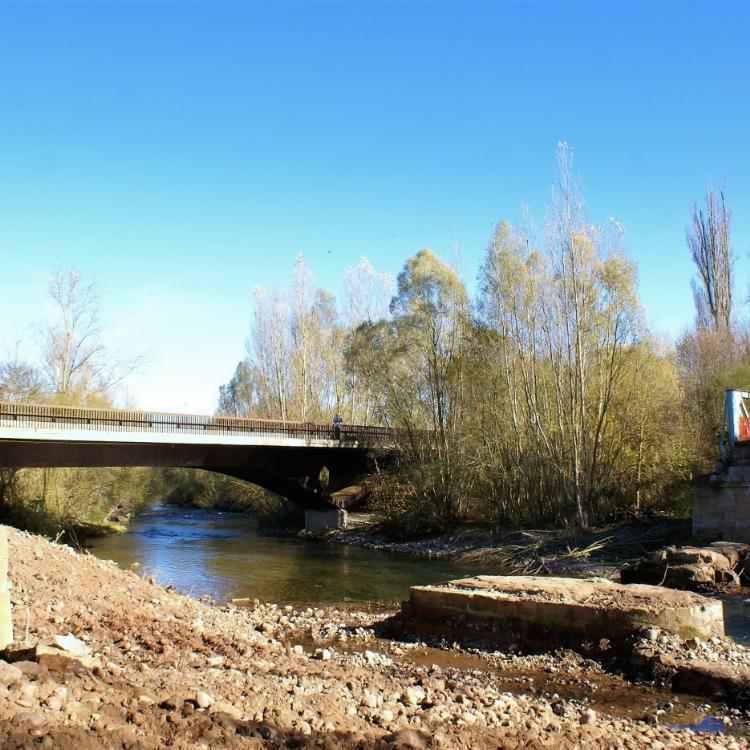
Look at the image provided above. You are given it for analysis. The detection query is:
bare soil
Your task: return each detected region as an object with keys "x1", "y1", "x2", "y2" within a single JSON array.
[{"x1": 0, "y1": 527, "x2": 747, "y2": 749}]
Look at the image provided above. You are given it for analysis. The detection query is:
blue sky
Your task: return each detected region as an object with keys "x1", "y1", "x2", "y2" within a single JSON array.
[{"x1": 1, "y1": 1, "x2": 749, "y2": 412}]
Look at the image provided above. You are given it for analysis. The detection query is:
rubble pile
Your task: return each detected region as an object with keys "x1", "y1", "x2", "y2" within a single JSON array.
[{"x1": 621, "y1": 542, "x2": 750, "y2": 592}]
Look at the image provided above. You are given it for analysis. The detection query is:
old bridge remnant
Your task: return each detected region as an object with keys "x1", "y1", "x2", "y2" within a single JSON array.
[
  {"x1": 403, "y1": 575, "x2": 724, "y2": 642},
  {"x1": 694, "y1": 390, "x2": 750, "y2": 542}
]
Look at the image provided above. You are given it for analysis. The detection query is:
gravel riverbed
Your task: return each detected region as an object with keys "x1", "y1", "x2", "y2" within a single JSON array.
[{"x1": 0, "y1": 527, "x2": 747, "y2": 749}]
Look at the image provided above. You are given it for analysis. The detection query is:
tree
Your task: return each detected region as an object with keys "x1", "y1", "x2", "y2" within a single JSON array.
[
  {"x1": 688, "y1": 187, "x2": 733, "y2": 332},
  {"x1": 42, "y1": 269, "x2": 105, "y2": 399},
  {"x1": 0, "y1": 351, "x2": 45, "y2": 402},
  {"x1": 348, "y1": 249, "x2": 472, "y2": 527},
  {"x1": 217, "y1": 360, "x2": 258, "y2": 417},
  {"x1": 342, "y1": 257, "x2": 394, "y2": 328},
  {"x1": 476, "y1": 144, "x2": 648, "y2": 527},
  {"x1": 250, "y1": 286, "x2": 292, "y2": 420},
  {"x1": 41, "y1": 268, "x2": 139, "y2": 403}
]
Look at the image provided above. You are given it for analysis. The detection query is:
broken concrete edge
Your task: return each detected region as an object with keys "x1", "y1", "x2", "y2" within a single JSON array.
[
  {"x1": 0, "y1": 527, "x2": 11, "y2": 650},
  {"x1": 402, "y1": 576, "x2": 724, "y2": 643}
]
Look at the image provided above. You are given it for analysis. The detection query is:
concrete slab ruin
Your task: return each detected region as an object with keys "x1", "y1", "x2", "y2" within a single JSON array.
[{"x1": 403, "y1": 575, "x2": 724, "y2": 642}]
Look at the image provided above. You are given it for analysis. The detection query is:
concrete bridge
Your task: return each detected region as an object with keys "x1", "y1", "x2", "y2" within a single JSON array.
[{"x1": 0, "y1": 401, "x2": 396, "y2": 520}]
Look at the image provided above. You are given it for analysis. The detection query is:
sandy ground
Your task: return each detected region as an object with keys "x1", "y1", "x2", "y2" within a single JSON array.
[{"x1": 0, "y1": 527, "x2": 747, "y2": 749}]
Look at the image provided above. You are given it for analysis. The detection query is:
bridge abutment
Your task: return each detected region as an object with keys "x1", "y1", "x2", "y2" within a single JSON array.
[
  {"x1": 0, "y1": 527, "x2": 12, "y2": 649},
  {"x1": 304, "y1": 509, "x2": 348, "y2": 533}
]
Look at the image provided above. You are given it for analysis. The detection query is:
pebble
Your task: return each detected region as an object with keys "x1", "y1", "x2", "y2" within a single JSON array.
[
  {"x1": 195, "y1": 691, "x2": 213, "y2": 709},
  {"x1": 0, "y1": 662, "x2": 23, "y2": 686},
  {"x1": 580, "y1": 708, "x2": 597, "y2": 725},
  {"x1": 16, "y1": 711, "x2": 45, "y2": 728},
  {"x1": 404, "y1": 686, "x2": 426, "y2": 706}
]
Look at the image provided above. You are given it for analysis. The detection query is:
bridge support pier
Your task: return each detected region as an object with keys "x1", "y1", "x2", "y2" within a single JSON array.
[{"x1": 304, "y1": 509, "x2": 348, "y2": 533}]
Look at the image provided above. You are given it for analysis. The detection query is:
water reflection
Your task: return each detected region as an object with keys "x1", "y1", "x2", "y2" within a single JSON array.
[{"x1": 88, "y1": 504, "x2": 483, "y2": 605}]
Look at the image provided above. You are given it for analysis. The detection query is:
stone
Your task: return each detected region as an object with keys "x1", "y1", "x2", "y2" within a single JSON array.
[
  {"x1": 34, "y1": 644, "x2": 100, "y2": 673},
  {"x1": 670, "y1": 658, "x2": 750, "y2": 699},
  {"x1": 50, "y1": 634, "x2": 90, "y2": 656},
  {"x1": 45, "y1": 695, "x2": 64, "y2": 711},
  {"x1": 0, "y1": 660, "x2": 23, "y2": 685},
  {"x1": 195, "y1": 690, "x2": 213, "y2": 709},
  {"x1": 15, "y1": 711, "x2": 44, "y2": 729},
  {"x1": 621, "y1": 544, "x2": 743, "y2": 592},
  {"x1": 404, "y1": 686, "x2": 426, "y2": 706},
  {"x1": 580, "y1": 708, "x2": 596, "y2": 725}
]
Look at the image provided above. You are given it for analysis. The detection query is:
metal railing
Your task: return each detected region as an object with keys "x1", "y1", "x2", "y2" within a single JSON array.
[{"x1": 0, "y1": 401, "x2": 394, "y2": 445}]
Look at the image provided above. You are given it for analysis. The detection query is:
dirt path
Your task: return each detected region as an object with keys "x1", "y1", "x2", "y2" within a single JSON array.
[{"x1": 0, "y1": 527, "x2": 746, "y2": 748}]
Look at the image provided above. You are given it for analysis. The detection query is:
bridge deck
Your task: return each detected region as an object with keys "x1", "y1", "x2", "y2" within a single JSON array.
[{"x1": 0, "y1": 402, "x2": 392, "y2": 449}]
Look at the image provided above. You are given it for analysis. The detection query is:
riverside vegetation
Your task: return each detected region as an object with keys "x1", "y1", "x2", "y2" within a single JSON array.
[{"x1": 0, "y1": 145, "x2": 747, "y2": 542}]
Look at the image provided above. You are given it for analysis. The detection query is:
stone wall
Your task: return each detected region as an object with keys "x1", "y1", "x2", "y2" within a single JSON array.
[
  {"x1": 0, "y1": 527, "x2": 12, "y2": 649},
  {"x1": 693, "y1": 464, "x2": 750, "y2": 542}
]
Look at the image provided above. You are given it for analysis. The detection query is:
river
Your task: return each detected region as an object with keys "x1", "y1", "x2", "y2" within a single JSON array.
[
  {"x1": 88, "y1": 503, "x2": 750, "y2": 643},
  {"x1": 87, "y1": 503, "x2": 486, "y2": 606}
]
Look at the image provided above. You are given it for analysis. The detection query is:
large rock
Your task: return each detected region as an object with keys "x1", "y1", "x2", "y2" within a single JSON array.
[
  {"x1": 34, "y1": 634, "x2": 101, "y2": 673},
  {"x1": 632, "y1": 647, "x2": 750, "y2": 699},
  {"x1": 403, "y1": 575, "x2": 724, "y2": 642},
  {"x1": 621, "y1": 543, "x2": 750, "y2": 592}
]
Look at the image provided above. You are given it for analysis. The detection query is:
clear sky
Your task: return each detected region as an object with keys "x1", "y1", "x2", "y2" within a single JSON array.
[{"x1": 1, "y1": 1, "x2": 749, "y2": 413}]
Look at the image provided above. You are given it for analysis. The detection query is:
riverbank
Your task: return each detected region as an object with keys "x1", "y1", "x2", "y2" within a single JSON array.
[
  {"x1": 324, "y1": 514, "x2": 696, "y2": 579},
  {"x1": 1, "y1": 526, "x2": 749, "y2": 748}
]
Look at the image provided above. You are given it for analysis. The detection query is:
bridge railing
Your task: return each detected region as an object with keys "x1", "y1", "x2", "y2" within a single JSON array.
[{"x1": 0, "y1": 401, "x2": 394, "y2": 445}]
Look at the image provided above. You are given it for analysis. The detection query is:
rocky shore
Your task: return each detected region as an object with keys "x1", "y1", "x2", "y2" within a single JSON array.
[
  {"x1": 324, "y1": 516, "x2": 693, "y2": 580},
  {"x1": 0, "y1": 527, "x2": 748, "y2": 748}
]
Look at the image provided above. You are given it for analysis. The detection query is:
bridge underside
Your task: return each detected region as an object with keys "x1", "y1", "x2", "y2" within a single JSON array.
[{"x1": 0, "y1": 438, "x2": 378, "y2": 510}]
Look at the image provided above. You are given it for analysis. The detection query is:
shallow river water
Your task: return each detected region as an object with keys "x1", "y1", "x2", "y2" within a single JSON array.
[
  {"x1": 88, "y1": 504, "x2": 486, "y2": 606},
  {"x1": 88, "y1": 503, "x2": 750, "y2": 644}
]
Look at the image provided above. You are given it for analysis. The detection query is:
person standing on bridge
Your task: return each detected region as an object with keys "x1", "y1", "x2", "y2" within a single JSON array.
[{"x1": 333, "y1": 414, "x2": 342, "y2": 440}]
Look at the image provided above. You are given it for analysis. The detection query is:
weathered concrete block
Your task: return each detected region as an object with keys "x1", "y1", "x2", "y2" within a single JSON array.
[
  {"x1": 694, "y1": 473, "x2": 750, "y2": 542},
  {"x1": 304, "y1": 509, "x2": 348, "y2": 533},
  {"x1": 0, "y1": 527, "x2": 11, "y2": 650},
  {"x1": 404, "y1": 576, "x2": 724, "y2": 642}
]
